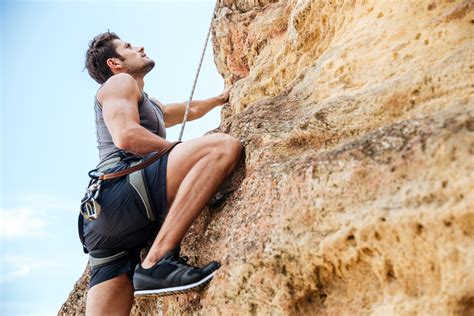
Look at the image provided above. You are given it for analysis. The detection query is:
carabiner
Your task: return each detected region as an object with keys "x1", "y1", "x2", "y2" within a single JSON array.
[{"x1": 88, "y1": 169, "x2": 104, "y2": 180}]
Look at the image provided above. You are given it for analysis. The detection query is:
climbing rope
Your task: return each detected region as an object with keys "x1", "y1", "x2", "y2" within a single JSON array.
[{"x1": 178, "y1": 0, "x2": 220, "y2": 141}]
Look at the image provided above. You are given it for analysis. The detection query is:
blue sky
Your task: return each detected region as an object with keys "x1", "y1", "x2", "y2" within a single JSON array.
[{"x1": 1, "y1": 0, "x2": 223, "y2": 314}]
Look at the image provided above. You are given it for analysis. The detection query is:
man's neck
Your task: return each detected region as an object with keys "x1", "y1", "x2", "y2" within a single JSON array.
[{"x1": 133, "y1": 76, "x2": 145, "y2": 91}]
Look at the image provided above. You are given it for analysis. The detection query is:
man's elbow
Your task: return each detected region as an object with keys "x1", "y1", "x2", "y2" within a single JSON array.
[{"x1": 113, "y1": 128, "x2": 135, "y2": 151}]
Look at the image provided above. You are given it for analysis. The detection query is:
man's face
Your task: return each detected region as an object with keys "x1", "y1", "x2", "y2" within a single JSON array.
[{"x1": 110, "y1": 39, "x2": 155, "y2": 76}]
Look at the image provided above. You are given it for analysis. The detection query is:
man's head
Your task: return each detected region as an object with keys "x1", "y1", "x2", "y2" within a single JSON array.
[{"x1": 85, "y1": 31, "x2": 155, "y2": 84}]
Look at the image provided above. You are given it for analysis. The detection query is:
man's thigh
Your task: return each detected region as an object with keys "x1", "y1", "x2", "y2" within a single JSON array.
[
  {"x1": 86, "y1": 273, "x2": 133, "y2": 316},
  {"x1": 166, "y1": 133, "x2": 238, "y2": 206}
]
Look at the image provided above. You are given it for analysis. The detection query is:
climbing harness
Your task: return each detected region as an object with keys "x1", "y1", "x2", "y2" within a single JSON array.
[
  {"x1": 79, "y1": 142, "x2": 180, "y2": 256},
  {"x1": 79, "y1": 142, "x2": 178, "y2": 221},
  {"x1": 79, "y1": 2, "x2": 220, "y2": 267}
]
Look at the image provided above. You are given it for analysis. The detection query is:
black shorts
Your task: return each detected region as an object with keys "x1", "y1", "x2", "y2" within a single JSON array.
[{"x1": 82, "y1": 151, "x2": 171, "y2": 289}]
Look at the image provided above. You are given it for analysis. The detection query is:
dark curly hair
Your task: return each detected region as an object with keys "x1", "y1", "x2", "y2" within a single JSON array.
[{"x1": 85, "y1": 31, "x2": 125, "y2": 84}]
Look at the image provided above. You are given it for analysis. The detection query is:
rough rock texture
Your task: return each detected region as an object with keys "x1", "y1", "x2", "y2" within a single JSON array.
[{"x1": 60, "y1": 0, "x2": 474, "y2": 315}]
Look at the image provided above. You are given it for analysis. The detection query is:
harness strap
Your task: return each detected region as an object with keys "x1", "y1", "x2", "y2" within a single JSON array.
[
  {"x1": 96, "y1": 157, "x2": 122, "y2": 171},
  {"x1": 129, "y1": 168, "x2": 155, "y2": 221},
  {"x1": 96, "y1": 142, "x2": 180, "y2": 181},
  {"x1": 89, "y1": 249, "x2": 128, "y2": 269}
]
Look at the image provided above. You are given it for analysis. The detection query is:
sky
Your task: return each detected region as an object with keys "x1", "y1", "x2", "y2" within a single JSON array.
[{"x1": 0, "y1": 0, "x2": 224, "y2": 314}]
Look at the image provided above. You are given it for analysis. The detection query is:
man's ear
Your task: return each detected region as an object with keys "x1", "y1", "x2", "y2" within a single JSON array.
[{"x1": 106, "y1": 58, "x2": 123, "y2": 71}]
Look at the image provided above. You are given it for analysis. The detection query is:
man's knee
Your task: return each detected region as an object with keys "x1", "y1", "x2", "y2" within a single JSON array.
[{"x1": 211, "y1": 133, "x2": 243, "y2": 162}]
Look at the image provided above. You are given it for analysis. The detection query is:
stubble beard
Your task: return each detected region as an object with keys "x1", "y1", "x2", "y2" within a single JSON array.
[
  {"x1": 142, "y1": 58, "x2": 155, "y2": 76},
  {"x1": 128, "y1": 58, "x2": 155, "y2": 78}
]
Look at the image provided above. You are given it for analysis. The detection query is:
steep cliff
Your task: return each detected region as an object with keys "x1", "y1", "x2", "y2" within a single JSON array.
[{"x1": 60, "y1": 0, "x2": 474, "y2": 315}]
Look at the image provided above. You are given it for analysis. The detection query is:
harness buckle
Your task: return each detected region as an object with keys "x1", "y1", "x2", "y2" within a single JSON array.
[{"x1": 80, "y1": 179, "x2": 103, "y2": 221}]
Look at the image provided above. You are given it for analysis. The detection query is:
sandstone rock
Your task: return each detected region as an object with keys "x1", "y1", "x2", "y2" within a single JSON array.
[{"x1": 61, "y1": 0, "x2": 474, "y2": 315}]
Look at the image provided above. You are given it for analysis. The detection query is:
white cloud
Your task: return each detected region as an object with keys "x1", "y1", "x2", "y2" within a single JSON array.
[
  {"x1": 6, "y1": 193, "x2": 78, "y2": 213},
  {"x1": 0, "y1": 207, "x2": 46, "y2": 238},
  {"x1": 0, "y1": 262, "x2": 31, "y2": 283},
  {"x1": 0, "y1": 255, "x2": 65, "y2": 284},
  {"x1": 0, "y1": 193, "x2": 78, "y2": 239}
]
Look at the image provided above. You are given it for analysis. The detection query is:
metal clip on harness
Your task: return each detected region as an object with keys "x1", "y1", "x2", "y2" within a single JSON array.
[{"x1": 80, "y1": 170, "x2": 104, "y2": 221}]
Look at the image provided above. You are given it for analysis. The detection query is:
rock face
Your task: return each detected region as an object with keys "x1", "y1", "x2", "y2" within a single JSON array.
[{"x1": 60, "y1": 0, "x2": 474, "y2": 315}]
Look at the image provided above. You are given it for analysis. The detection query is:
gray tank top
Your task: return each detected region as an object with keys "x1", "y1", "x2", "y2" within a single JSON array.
[{"x1": 94, "y1": 91, "x2": 167, "y2": 161}]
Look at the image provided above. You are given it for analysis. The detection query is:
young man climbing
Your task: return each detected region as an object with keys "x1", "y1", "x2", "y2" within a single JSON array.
[{"x1": 81, "y1": 31, "x2": 242, "y2": 315}]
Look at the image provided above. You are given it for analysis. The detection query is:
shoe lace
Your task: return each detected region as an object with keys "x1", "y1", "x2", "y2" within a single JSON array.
[{"x1": 174, "y1": 255, "x2": 198, "y2": 269}]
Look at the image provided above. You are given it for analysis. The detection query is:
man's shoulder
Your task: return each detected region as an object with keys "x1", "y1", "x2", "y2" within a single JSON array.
[
  {"x1": 149, "y1": 96, "x2": 166, "y2": 113},
  {"x1": 100, "y1": 73, "x2": 137, "y2": 92},
  {"x1": 149, "y1": 96, "x2": 164, "y2": 106},
  {"x1": 97, "y1": 74, "x2": 140, "y2": 103}
]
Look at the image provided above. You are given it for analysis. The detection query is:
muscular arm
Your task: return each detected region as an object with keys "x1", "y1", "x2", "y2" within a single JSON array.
[
  {"x1": 151, "y1": 87, "x2": 229, "y2": 128},
  {"x1": 98, "y1": 73, "x2": 172, "y2": 156}
]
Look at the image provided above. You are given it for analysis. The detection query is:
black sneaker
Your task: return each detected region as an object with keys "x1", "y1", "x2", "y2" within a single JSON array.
[{"x1": 133, "y1": 248, "x2": 220, "y2": 297}]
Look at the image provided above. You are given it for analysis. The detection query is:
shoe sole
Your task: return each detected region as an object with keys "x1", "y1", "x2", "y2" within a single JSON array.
[{"x1": 133, "y1": 270, "x2": 217, "y2": 297}]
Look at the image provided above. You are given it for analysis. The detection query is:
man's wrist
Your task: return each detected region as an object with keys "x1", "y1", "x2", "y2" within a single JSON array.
[{"x1": 214, "y1": 95, "x2": 227, "y2": 105}]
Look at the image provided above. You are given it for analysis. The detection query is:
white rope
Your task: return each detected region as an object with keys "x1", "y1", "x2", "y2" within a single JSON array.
[{"x1": 178, "y1": 0, "x2": 220, "y2": 142}]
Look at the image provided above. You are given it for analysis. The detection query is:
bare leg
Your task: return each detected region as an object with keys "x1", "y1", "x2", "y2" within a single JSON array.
[
  {"x1": 86, "y1": 274, "x2": 134, "y2": 316},
  {"x1": 141, "y1": 133, "x2": 242, "y2": 268}
]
